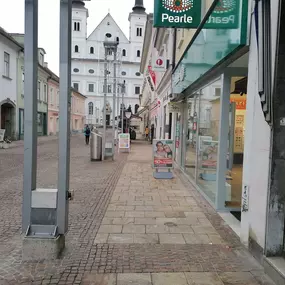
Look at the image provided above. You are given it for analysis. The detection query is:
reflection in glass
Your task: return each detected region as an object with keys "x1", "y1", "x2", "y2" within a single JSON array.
[{"x1": 196, "y1": 79, "x2": 221, "y2": 204}]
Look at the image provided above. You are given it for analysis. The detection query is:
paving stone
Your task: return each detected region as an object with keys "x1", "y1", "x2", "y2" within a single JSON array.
[
  {"x1": 134, "y1": 218, "x2": 157, "y2": 225},
  {"x1": 159, "y1": 234, "x2": 186, "y2": 244},
  {"x1": 82, "y1": 273, "x2": 116, "y2": 285},
  {"x1": 98, "y1": 225, "x2": 123, "y2": 234},
  {"x1": 165, "y1": 211, "x2": 186, "y2": 218},
  {"x1": 94, "y1": 234, "x2": 109, "y2": 244},
  {"x1": 123, "y1": 225, "x2": 145, "y2": 234},
  {"x1": 169, "y1": 225, "x2": 194, "y2": 234},
  {"x1": 125, "y1": 211, "x2": 145, "y2": 218},
  {"x1": 145, "y1": 212, "x2": 165, "y2": 218},
  {"x1": 191, "y1": 225, "x2": 218, "y2": 234},
  {"x1": 152, "y1": 273, "x2": 188, "y2": 285},
  {"x1": 133, "y1": 234, "x2": 159, "y2": 244},
  {"x1": 105, "y1": 211, "x2": 125, "y2": 218},
  {"x1": 112, "y1": 218, "x2": 134, "y2": 225},
  {"x1": 183, "y1": 234, "x2": 211, "y2": 244},
  {"x1": 108, "y1": 234, "x2": 133, "y2": 244},
  {"x1": 117, "y1": 273, "x2": 151, "y2": 285},
  {"x1": 146, "y1": 225, "x2": 169, "y2": 234},
  {"x1": 219, "y1": 272, "x2": 259, "y2": 284},
  {"x1": 185, "y1": 272, "x2": 223, "y2": 285}
]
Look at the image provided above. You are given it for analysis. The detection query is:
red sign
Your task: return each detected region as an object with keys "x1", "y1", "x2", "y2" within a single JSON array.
[
  {"x1": 156, "y1": 59, "x2": 163, "y2": 66},
  {"x1": 148, "y1": 65, "x2": 156, "y2": 86}
]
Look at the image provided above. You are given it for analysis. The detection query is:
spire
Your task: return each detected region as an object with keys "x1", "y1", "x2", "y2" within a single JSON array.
[{"x1": 132, "y1": 0, "x2": 146, "y2": 13}]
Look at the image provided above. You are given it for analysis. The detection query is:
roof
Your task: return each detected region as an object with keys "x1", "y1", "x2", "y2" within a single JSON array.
[
  {"x1": 71, "y1": 88, "x2": 87, "y2": 99},
  {"x1": 87, "y1": 13, "x2": 129, "y2": 43},
  {"x1": 0, "y1": 27, "x2": 24, "y2": 50}
]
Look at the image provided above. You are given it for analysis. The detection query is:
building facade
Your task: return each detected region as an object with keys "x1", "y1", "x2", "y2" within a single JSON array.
[
  {"x1": 71, "y1": 88, "x2": 86, "y2": 132},
  {"x1": 71, "y1": 0, "x2": 147, "y2": 126},
  {"x1": 0, "y1": 27, "x2": 23, "y2": 140},
  {"x1": 47, "y1": 71, "x2": 60, "y2": 135},
  {"x1": 142, "y1": 0, "x2": 285, "y2": 283},
  {"x1": 11, "y1": 34, "x2": 50, "y2": 139}
]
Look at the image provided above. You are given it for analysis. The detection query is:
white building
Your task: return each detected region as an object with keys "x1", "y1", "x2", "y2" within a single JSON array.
[
  {"x1": 71, "y1": 0, "x2": 147, "y2": 125},
  {"x1": 0, "y1": 27, "x2": 23, "y2": 140}
]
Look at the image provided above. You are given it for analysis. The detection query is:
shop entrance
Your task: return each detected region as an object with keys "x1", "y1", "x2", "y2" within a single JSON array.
[{"x1": 225, "y1": 77, "x2": 248, "y2": 216}]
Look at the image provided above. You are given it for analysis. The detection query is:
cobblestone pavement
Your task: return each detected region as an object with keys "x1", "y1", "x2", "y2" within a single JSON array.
[{"x1": 0, "y1": 139, "x2": 276, "y2": 285}]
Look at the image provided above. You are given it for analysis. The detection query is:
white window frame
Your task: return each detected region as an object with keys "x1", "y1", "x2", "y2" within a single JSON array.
[
  {"x1": 4, "y1": 52, "x2": 10, "y2": 77},
  {"x1": 37, "y1": 81, "x2": 41, "y2": 100},
  {"x1": 88, "y1": 83, "x2": 94, "y2": 92},
  {"x1": 43, "y1": 84, "x2": 47, "y2": 102}
]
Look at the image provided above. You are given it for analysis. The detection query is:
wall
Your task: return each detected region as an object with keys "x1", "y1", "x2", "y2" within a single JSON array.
[
  {"x1": 0, "y1": 35, "x2": 19, "y2": 139},
  {"x1": 240, "y1": 0, "x2": 279, "y2": 248},
  {"x1": 48, "y1": 80, "x2": 59, "y2": 135}
]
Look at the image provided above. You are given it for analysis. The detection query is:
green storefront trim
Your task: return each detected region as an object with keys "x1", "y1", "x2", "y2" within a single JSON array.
[{"x1": 173, "y1": 0, "x2": 248, "y2": 95}]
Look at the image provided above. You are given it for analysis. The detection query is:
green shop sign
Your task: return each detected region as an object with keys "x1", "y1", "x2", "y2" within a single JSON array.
[
  {"x1": 154, "y1": 0, "x2": 202, "y2": 28},
  {"x1": 204, "y1": 0, "x2": 240, "y2": 29}
]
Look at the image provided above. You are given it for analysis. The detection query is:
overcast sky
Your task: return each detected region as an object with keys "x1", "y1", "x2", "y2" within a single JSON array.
[{"x1": 0, "y1": 0, "x2": 153, "y2": 75}]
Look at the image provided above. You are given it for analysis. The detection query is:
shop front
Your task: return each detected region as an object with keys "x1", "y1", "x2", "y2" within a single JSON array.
[{"x1": 172, "y1": 0, "x2": 249, "y2": 213}]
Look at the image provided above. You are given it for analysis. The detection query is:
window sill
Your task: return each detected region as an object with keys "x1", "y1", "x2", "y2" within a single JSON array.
[{"x1": 2, "y1": 75, "x2": 12, "y2": 81}]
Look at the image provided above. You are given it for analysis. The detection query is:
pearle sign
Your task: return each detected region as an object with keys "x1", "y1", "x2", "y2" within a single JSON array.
[{"x1": 154, "y1": 0, "x2": 201, "y2": 28}]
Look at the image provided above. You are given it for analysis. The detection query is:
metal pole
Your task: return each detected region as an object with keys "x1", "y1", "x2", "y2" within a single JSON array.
[
  {"x1": 121, "y1": 89, "x2": 124, "y2": 133},
  {"x1": 102, "y1": 47, "x2": 108, "y2": 161},
  {"x1": 22, "y1": 0, "x2": 38, "y2": 233},
  {"x1": 57, "y1": 0, "x2": 72, "y2": 234},
  {"x1": 112, "y1": 47, "x2": 117, "y2": 154},
  {"x1": 117, "y1": 87, "x2": 120, "y2": 140}
]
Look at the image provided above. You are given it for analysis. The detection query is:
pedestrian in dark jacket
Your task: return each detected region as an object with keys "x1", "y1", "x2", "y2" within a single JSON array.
[{"x1": 84, "y1": 125, "x2": 91, "y2": 145}]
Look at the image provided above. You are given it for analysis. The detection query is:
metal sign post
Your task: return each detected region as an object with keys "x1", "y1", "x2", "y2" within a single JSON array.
[
  {"x1": 102, "y1": 47, "x2": 107, "y2": 161},
  {"x1": 22, "y1": 0, "x2": 72, "y2": 261}
]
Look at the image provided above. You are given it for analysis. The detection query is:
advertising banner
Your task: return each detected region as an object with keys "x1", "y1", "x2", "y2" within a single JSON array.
[
  {"x1": 153, "y1": 139, "x2": 174, "y2": 169},
  {"x1": 118, "y1": 133, "x2": 130, "y2": 149},
  {"x1": 200, "y1": 140, "x2": 218, "y2": 170},
  {"x1": 204, "y1": 0, "x2": 240, "y2": 29},
  {"x1": 154, "y1": 0, "x2": 202, "y2": 28}
]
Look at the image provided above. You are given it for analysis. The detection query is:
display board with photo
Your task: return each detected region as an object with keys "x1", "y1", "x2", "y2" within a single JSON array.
[{"x1": 153, "y1": 139, "x2": 174, "y2": 169}]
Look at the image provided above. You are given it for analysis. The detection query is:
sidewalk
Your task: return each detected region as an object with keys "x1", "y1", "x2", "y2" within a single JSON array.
[
  {"x1": 0, "y1": 140, "x2": 275, "y2": 285},
  {"x1": 82, "y1": 141, "x2": 274, "y2": 285}
]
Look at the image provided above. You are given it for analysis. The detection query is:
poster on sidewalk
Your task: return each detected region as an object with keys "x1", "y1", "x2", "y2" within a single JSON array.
[
  {"x1": 0, "y1": 129, "x2": 5, "y2": 142},
  {"x1": 118, "y1": 133, "x2": 130, "y2": 149},
  {"x1": 153, "y1": 139, "x2": 174, "y2": 169},
  {"x1": 200, "y1": 140, "x2": 218, "y2": 170}
]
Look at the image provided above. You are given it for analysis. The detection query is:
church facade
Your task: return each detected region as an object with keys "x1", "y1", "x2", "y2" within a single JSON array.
[{"x1": 71, "y1": 0, "x2": 147, "y2": 125}]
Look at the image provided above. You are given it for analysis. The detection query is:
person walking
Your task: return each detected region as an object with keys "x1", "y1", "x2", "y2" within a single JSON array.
[
  {"x1": 84, "y1": 125, "x2": 91, "y2": 145},
  {"x1": 145, "y1": 126, "x2": 149, "y2": 140},
  {"x1": 150, "y1": 124, "x2": 154, "y2": 144}
]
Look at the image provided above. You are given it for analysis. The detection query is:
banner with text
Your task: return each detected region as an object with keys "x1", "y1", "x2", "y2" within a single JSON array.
[
  {"x1": 153, "y1": 139, "x2": 174, "y2": 169},
  {"x1": 154, "y1": 0, "x2": 201, "y2": 28}
]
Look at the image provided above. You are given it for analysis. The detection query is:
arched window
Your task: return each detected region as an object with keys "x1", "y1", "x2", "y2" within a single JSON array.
[
  {"x1": 88, "y1": 102, "x2": 94, "y2": 115},
  {"x1": 74, "y1": 22, "x2": 80, "y2": 31},
  {"x1": 136, "y1": 27, "x2": 142, "y2": 36},
  {"x1": 90, "y1": 47, "x2": 94, "y2": 54},
  {"x1": 137, "y1": 50, "x2": 141, "y2": 57},
  {"x1": 75, "y1": 45, "x2": 79, "y2": 53},
  {"x1": 122, "y1": 49, "x2": 126, "y2": 57}
]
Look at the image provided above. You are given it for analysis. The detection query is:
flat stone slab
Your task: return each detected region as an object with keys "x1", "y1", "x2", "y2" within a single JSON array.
[{"x1": 117, "y1": 273, "x2": 151, "y2": 285}]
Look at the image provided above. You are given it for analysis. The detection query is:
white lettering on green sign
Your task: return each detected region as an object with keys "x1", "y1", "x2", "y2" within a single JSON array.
[
  {"x1": 207, "y1": 15, "x2": 235, "y2": 25},
  {"x1": 162, "y1": 13, "x2": 193, "y2": 24}
]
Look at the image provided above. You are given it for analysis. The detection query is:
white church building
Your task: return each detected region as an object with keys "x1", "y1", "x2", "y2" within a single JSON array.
[{"x1": 71, "y1": 0, "x2": 147, "y2": 125}]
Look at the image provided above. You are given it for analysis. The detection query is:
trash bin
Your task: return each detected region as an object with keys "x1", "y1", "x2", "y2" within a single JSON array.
[{"x1": 90, "y1": 131, "x2": 102, "y2": 161}]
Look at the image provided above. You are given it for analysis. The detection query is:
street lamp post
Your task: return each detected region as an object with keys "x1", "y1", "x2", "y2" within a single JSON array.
[{"x1": 125, "y1": 111, "x2": 132, "y2": 134}]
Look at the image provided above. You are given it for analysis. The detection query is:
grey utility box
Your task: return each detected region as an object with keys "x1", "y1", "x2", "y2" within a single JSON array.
[{"x1": 90, "y1": 131, "x2": 102, "y2": 161}]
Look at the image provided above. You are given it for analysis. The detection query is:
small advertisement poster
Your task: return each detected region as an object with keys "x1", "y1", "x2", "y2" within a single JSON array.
[
  {"x1": 153, "y1": 139, "x2": 174, "y2": 169},
  {"x1": 0, "y1": 129, "x2": 5, "y2": 142},
  {"x1": 200, "y1": 140, "x2": 219, "y2": 170},
  {"x1": 118, "y1": 133, "x2": 130, "y2": 149}
]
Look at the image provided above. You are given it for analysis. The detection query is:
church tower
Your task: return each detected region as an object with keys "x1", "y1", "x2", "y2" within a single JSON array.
[
  {"x1": 72, "y1": 0, "x2": 89, "y2": 57},
  {"x1": 129, "y1": 0, "x2": 147, "y2": 43}
]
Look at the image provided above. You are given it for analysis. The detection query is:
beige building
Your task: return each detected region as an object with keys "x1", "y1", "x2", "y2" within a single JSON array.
[{"x1": 71, "y1": 88, "x2": 86, "y2": 133}]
